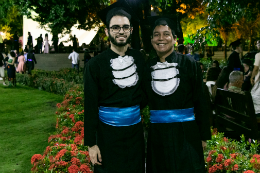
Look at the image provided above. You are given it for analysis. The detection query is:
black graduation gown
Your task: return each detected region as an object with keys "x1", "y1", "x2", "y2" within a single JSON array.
[
  {"x1": 227, "y1": 51, "x2": 243, "y2": 72},
  {"x1": 144, "y1": 52, "x2": 211, "y2": 173},
  {"x1": 26, "y1": 53, "x2": 37, "y2": 74},
  {"x1": 84, "y1": 48, "x2": 145, "y2": 173},
  {"x1": 27, "y1": 36, "x2": 33, "y2": 47},
  {"x1": 13, "y1": 34, "x2": 19, "y2": 52}
]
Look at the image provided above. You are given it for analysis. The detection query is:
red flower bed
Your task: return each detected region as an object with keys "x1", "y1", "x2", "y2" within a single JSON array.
[{"x1": 31, "y1": 87, "x2": 93, "y2": 172}]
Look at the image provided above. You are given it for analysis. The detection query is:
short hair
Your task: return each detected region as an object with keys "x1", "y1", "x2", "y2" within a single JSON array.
[
  {"x1": 106, "y1": 8, "x2": 131, "y2": 28},
  {"x1": 178, "y1": 44, "x2": 184, "y2": 53},
  {"x1": 10, "y1": 51, "x2": 15, "y2": 57},
  {"x1": 206, "y1": 67, "x2": 220, "y2": 81},
  {"x1": 229, "y1": 71, "x2": 243, "y2": 83},
  {"x1": 213, "y1": 60, "x2": 220, "y2": 68}
]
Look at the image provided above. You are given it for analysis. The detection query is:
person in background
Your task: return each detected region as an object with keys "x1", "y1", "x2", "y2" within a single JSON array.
[
  {"x1": 177, "y1": 44, "x2": 185, "y2": 54},
  {"x1": 206, "y1": 49, "x2": 214, "y2": 61},
  {"x1": 44, "y1": 33, "x2": 49, "y2": 54},
  {"x1": 27, "y1": 32, "x2": 33, "y2": 48},
  {"x1": 212, "y1": 60, "x2": 221, "y2": 74},
  {"x1": 0, "y1": 52, "x2": 7, "y2": 85},
  {"x1": 68, "y1": 49, "x2": 80, "y2": 70},
  {"x1": 6, "y1": 51, "x2": 16, "y2": 86},
  {"x1": 52, "y1": 33, "x2": 59, "y2": 53},
  {"x1": 242, "y1": 59, "x2": 252, "y2": 91},
  {"x1": 14, "y1": 50, "x2": 19, "y2": 70},
  {"x1": 206, "y1": 67, "x2": 220, "y2": 94},
  {"x1": 227, "y1": 39, "x2": 244, "y2": 72},
  {"x1": 72, "y1": 35, "x2": 78, "y2": 52},
  {"x1": 13, "y1": 31, "x2": 19, "y2": 54},
  {"x1": 251, "y1": 40, "x2": 260, "y2": 86},
  {"x1": 24, "y1": 48, "x2": 28, "y2": 73},
  {"x1": 187, "y1": 45, "x2": 200, "y2": 61},
  {"x1": 228, "y1": 71, "x2": 244, "y2": 94},
  {"x1": 26, "y1": 48, "x2": 37, "y2": 75},
  {"x1": 37, "y1": 34, "x2": 43, "y2": 54},
  {"x1": 83, "y1": 48, "x2": 91, "y2": 64},
  {"x1": 16, "y1": 52, "x2": 26, "y2": 74}
]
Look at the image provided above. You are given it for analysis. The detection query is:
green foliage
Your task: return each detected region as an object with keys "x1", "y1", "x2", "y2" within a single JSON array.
[
  {"x1": 205, "y1": 128, "x2": 260, "y2": 172},
  {"x1": 16, "y1": 68, "x2": 83, "y2": 95},
  {"x1": 0, "y1": 0, "x2": 23, "y2": 37},
  {"x1": 17, "y1": 0, "x2": 110, "y2": 35}
]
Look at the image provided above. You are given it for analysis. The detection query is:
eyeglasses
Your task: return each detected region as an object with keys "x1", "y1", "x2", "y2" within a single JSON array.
[{"x1": 109, "y1": 25, "x2": 131, "y2": 33}]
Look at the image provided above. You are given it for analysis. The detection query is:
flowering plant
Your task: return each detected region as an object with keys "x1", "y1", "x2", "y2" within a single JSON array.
[
  {"x1": 31, "y1": 87, "x2": 93, "y2": 173},
  {"x1": 205, "y1": 128, "x2": 260, "y2": 173}
]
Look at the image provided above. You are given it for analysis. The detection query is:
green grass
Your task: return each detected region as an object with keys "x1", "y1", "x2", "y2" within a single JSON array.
[{"x1": 0, "y1": 83, "x2": 63, "y2": 173}]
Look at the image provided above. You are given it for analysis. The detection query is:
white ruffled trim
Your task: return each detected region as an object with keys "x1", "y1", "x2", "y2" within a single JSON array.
[
  {"x1": 113, "y1": 72, "x2": 139, "y2": 89},
  {"x1": 151, "y1": 61, "x2": 178, "y2": 70},
  {"x1": 110, "y1": 55, "x2": 139, "y2": 88},
  {"x1": 151, "y1": 61, "x2": 180, "y2": 96}
]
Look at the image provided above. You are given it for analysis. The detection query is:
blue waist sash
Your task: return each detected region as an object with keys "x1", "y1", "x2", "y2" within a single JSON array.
[
  {"x1": 28, "y1": 59, "x2": 33, "y2": 62},
  {"x1": 150, "y1": 107, "x2": 195, "y2": 123},
  {"x1": 99, "y1": 105, "x2": 141, "y2": 127}
]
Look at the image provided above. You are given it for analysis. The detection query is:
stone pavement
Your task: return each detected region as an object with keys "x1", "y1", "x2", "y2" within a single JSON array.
[{"x1": 34, "y1": 53, "x2": 94, "y2": 71}]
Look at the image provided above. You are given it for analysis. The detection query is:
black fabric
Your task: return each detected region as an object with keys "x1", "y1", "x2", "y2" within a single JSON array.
[
  {"x1": 147, "y1": 123, "x2": 205, "y2": 173},
  {"x1": 0, "y1": 53, "x2": 4, "y2": 66},
  {"x1": 242, "y1": 69, "x2": 252, "y2": 91},
  {"x1": 227, "y1": 51, "x2": 243, "y2": 72},
  {"x1": 94, "y1": 121, "x2": 145, "y2": 173},
  {"x1": 229, "y1": 39, "x2": 241, "y2": 48},
  {"x1": 143, "y1": 52, "x2": 211, "y2": 172},
  {"x1": 26, "y1": 53, "x2": 37, "y2": 74},
  {"x1": 97, "y1": 0, "x2": 138, "y2": 26},
  {"x1": 148, "y1": 16, "x2": 183, "y2": 38},
  {"x1": 7, "y1": 64, "x2": 16, "y2": 80},
  {"x1": 84, "y1": 48, "x2": 145, "y2": 172}
]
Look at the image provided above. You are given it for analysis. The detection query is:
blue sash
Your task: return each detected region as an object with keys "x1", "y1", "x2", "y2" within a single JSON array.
[
  {"x1": 150, "y1": 107, "x2": 195, "y2": 123},
  {"x1": 99, "y1": 105, "x2": 141, "y2": 127}
]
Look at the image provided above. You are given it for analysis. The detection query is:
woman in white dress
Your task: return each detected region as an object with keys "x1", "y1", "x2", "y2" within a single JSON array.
[{"x1": 44, "y1": 33, "x2": 49, "y2": 54}]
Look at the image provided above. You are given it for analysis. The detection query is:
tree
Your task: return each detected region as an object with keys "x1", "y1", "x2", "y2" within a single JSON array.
[
  {"x1": 0, "y1": 0, "x2": 23, "y2": 39},
  {"x1": 17, "y1": 0, "x2": 111, "y2": 35}
]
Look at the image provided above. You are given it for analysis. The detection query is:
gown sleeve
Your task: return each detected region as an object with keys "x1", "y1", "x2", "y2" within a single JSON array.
[
  {"x1": 192, "y1": 61, "x2": 211, "y2": 141},
  {"x1": 84, "y1": 60, "x2": 99, "y2": 147}
]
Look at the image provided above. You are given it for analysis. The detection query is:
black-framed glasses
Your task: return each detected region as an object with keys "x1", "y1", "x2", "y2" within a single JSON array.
[{"x1": 109, "y1": 25, "x2": 131, "y2": 33}]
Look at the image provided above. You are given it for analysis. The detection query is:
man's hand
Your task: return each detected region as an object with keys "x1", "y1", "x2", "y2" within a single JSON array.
[
  {"x1": 202, "y1": 140, "x2": 207, "y2": 150},
  {"x1": 251, "y1": 78, "x2": 255, "y2": 86},
  {"x1": 88, "y1": 145, "x2": 102, "y2": 165}
]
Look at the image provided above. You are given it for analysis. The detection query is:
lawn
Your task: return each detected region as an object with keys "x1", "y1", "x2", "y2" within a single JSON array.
[{"x1": 0, "y1": 84, "x2": 63, "y2": 173}]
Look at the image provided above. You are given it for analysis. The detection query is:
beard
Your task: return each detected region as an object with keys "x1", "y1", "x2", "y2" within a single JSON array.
[{"x1": 108, "y1": 32, "x2": 131, "y2": 47}]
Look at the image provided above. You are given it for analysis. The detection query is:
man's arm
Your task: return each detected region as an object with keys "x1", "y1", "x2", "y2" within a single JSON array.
[
  {"x1": 251, "y1": 65, "x2": 259, "y2": 85},
  {"x1": 192, "y1": 61, "x2": 211, "y2": 141},
  {"x1": 84, "y1": 60, "x2": 101, "y2": 165},
  {"x1": 68, "y1": 53, "x2": 72, "y2": 60}
]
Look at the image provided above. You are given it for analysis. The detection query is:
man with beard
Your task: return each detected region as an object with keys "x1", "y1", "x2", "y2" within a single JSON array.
[
  {"x1": 143, "y1": 17, "x2": 211, "y2": 173},
  {"x1": 84, "y1": 1, "x2": 145, "y2": 173}
]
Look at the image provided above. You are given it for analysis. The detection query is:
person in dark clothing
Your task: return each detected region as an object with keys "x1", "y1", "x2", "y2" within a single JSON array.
[
  {"x1": 26, "y1": 48, "x2": 37, "y2": 74},
  {"x1": 215, "y1": 66, "x2": 231, "y2": 89},
  {"x1": 206, "y1": 49, "x2": 214, "y2": 61},
  {"x1": 83, "y1": 48, "x2": 91, "y2": 64},
  {"x1": 84, "y1": 2, "x2": 145, "y2": 173},
  {"x1": 177, "y1": 44, "x2": 185, "y2": 54},
  {"x1": 52, "y1": 34, "x2": 59, "y2": 53},
  {"x1": 227, "y1": 39, "x2": 244, "y2": 72},
  {"x1": 27, "y1": 32, "x2": 33, "y2": 48},
  {"x1": 242, "y1": 59, "x2": 252, "y2": 91},
  {"x1": 212, "y1": 60, "x2": 222, "y2": 75},
  {"x1": 37, "y1": 34, "x2": 43, "y2": 54},
  {"x1": 6, "y1": 52, "x2": 16, "y2": 86},
  {"x1": 72, "y1": 35, "x2": 78, "y2": 52},
  {"x1": 144, "y1": 17, "x2": 211, "y2": 173},
  {"x1": 13, "y1": 31, "x2": 19, "y2": 53}
]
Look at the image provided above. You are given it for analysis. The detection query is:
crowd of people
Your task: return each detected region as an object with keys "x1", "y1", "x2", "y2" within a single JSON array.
[
  {"x1": 204, "y1": 39, "x2": 260, "y2": 117},
  {"x1": 0, "y1": 48, "x2": 37, "y2": 87}
]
